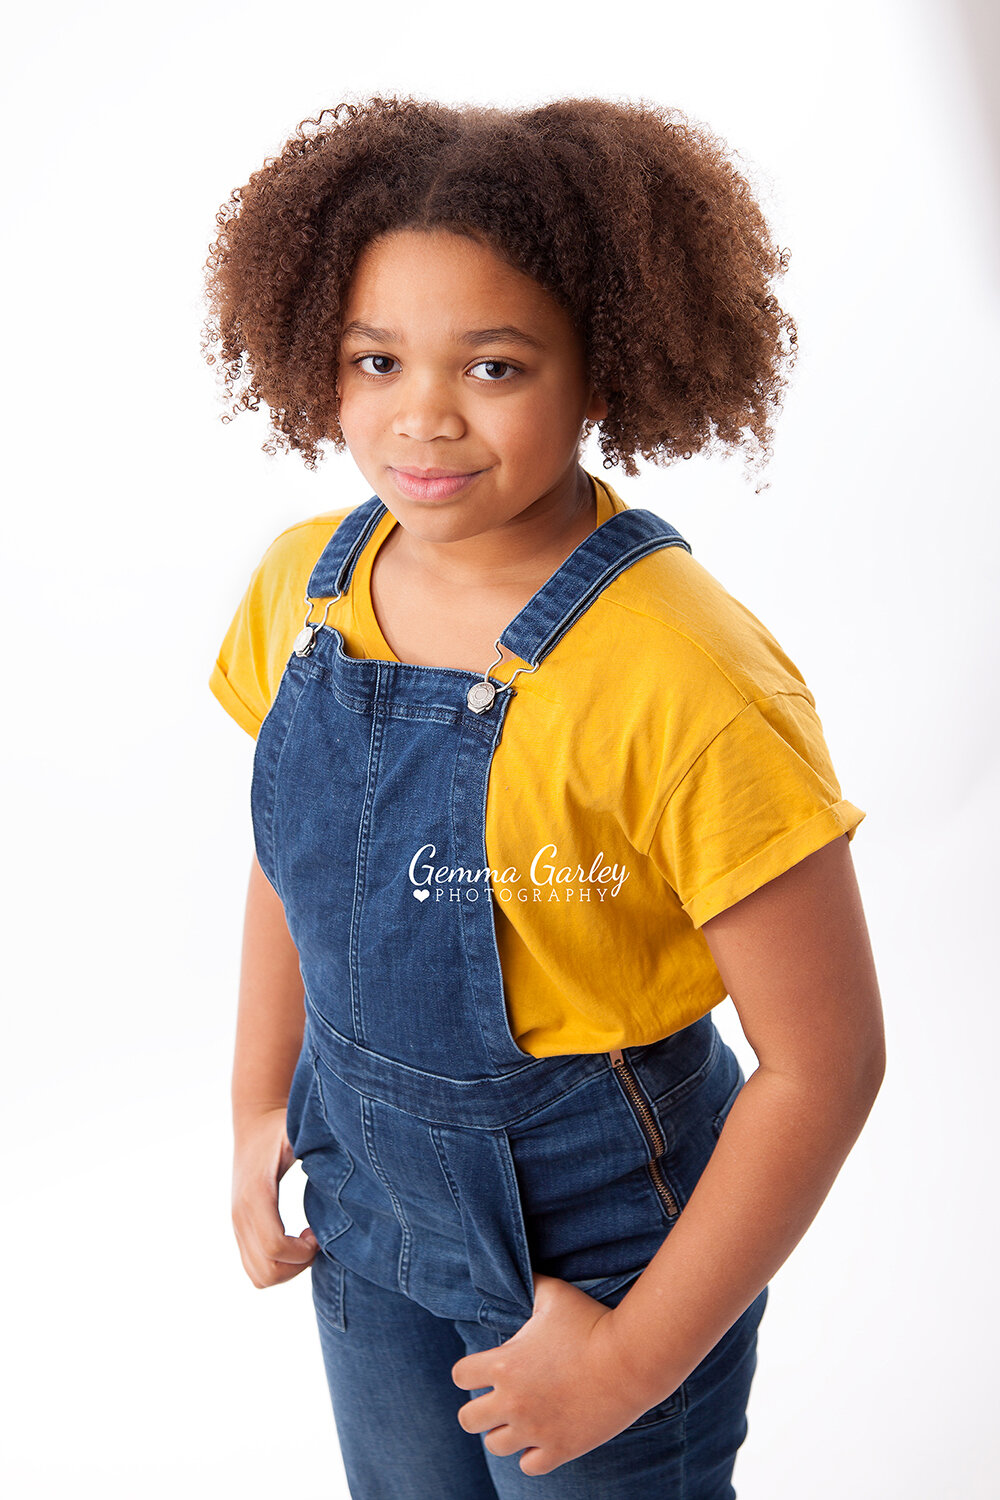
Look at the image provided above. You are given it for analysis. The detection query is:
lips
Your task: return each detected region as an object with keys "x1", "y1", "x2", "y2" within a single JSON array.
[
  {"x1": 395, "y1": 467, "x2": 475, "y2": 479},
  {"x1": 389, "y1": 467, "x2": 484, "y2": 501}
]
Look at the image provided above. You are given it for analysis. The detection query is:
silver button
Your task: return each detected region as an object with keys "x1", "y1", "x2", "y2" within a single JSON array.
[
  {"x1": 466, "y1": 680, "x2": 496, "y2": 714},
  {"x1": 293, "y1": 626, "x2": 316, "y2": 657}
]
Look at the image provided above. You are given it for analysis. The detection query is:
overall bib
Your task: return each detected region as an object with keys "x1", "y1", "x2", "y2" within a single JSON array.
[{"x1": 251, "y1": 494, "x2": 767, "y2": 1490}]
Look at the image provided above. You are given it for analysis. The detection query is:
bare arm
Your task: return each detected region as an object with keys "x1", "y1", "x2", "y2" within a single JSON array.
[
  {"x1": 231, "y1": 853, "x2": 318, "y2": 1286},
  {"x1": 232, "y1": 853, "x2": 306, "y2": 1129},
  {"x1": 449, "y1": 833, "x2": 886, "y2": 1471},
  {"x1": 605, "y1": 833, "x2": 886, "y2": 1406}
]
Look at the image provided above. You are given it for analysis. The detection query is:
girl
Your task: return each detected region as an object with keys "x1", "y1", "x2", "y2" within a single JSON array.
[{"x1": 203, "y1": 95, "x2": 885, "y2": 1498}]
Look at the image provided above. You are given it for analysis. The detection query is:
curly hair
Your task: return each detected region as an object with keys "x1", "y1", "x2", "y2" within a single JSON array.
[{"x1": 201, "y1": 93, "x2": 797, "y2": 484}]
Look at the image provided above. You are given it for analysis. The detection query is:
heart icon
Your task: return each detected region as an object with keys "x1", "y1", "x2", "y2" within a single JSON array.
[{"x1": 413, "y1": 889, "x2": 430, "y2": 902}]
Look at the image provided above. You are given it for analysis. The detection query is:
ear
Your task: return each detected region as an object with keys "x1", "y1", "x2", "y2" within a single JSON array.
[{"x1": 586, "y1": 387, "x2": 609, "y2": 422}]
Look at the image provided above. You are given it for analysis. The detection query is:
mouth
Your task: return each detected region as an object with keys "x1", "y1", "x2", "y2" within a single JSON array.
[{"x1": 388, "y1": 467, "x2": 486, "y2": 501}]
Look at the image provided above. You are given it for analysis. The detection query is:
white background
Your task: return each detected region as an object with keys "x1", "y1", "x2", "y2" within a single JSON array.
[{"x1": 3, "y1": 1, "x2": 998, "y2": 1494}]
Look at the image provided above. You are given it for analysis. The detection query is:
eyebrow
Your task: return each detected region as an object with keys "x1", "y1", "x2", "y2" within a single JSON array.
[{"x1": 340, "y1": 321, "x2": 547, "y2": 352}]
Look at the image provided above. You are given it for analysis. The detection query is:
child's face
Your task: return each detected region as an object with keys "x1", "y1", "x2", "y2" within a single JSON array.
[{"x1": 336, "y1": 228, "x2": 607, "y2": 540}]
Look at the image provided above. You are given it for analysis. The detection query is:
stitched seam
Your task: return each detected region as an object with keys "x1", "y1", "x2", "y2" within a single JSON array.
[
  {"x1": 350, "y1": 687, "x2": 383, "y2": 1047},
  {"x1": 307, "y1": 1022, "x2": 613, "y2": 1122},
  {"x1": 310, "y1": 1062, "x2": 356, "y2": 1209},
  {"x1": 532, "y1": 536, "x2": 692, "y2": 661},
  {"x1": 360, "y1": 1097, "x2": 412, "y2": 1293},
  {"x1": 429, "y1": 1128, "x2": 463, "y2": 1215},
  {"x1": 495, "y1": 1131, "x2": 533, "y2": 1291}
]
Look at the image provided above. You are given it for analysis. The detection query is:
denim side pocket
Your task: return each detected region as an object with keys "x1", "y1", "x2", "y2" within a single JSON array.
[{"x1": 431, "y1": 1126, "x2": 536, "y2": 1326}]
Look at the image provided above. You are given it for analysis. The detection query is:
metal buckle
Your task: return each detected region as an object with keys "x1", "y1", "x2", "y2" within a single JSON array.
[
  {"x1": 466, "y1": 639, "x2": 539, "y2": 713},
  {"x1": 293, "y1": 593, "x2": 334, "y2": 657}
]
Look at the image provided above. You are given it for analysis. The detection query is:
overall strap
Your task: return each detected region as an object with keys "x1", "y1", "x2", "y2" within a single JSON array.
[
  {"x1": 303, "y1": 494, "x2": 692, "y2": 669},
  {"x1": 306, "y1": 494, "x2": 386, "y2": 601},
  {"x1": 499, "y1": 507, "x2": 691, "y2": 668}
]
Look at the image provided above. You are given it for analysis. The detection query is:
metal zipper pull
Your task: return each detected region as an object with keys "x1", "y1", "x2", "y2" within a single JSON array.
[{"x1": 608, "y1": 1048, "x2": 680, "y2": 1219}]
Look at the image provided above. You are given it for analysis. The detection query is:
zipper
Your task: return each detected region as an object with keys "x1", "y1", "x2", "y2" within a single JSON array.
[{"x1": 608, "y1": 1048, "x2": 680, "y2": 1219}]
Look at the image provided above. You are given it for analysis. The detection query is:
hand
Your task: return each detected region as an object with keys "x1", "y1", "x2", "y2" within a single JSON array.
[
  {"x1": 231, "y1": 1106, "x2": 320, "y2": 1288},
  {"x1": 451, "y1": 1272, "x2": 666, "y2": 1476}
]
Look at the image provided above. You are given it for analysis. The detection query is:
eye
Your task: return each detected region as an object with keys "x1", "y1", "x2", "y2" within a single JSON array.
[
  {"x1": 354, "y1": 354, "x2": 400, "y2": 377},
  {"x1": 350, "y1": 354, "x2": 522, "y2": 383},
  {"x1": 469, "y1": 360, "x2": 520, "y2": 383}
]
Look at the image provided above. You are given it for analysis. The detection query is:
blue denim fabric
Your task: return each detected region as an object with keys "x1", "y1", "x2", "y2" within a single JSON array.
[
  {"x1": 252, "y1": 495, "x2": 767, "y2": 1495},
  {"x1": 310, "y1": 1256, "x2": 767, "y2": 1499}
]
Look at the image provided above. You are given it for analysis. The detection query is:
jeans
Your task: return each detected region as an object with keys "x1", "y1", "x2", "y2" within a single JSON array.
[{"x1": 309, "y1": 1248, "x2": 767, "y2": 1499}]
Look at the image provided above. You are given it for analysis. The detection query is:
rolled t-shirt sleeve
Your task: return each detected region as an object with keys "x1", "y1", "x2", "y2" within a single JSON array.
[
  {"x1": 207, "y1": 544, "x2": 285, "y2": 740},
  {"x1": 208, "y1": 510, "x2": 354, "y2": 741},
  {"x1": 647, "y1": 690, "x2": 866, "y2": 929}
]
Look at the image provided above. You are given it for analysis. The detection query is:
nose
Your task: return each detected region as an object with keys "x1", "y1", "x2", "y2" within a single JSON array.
[{"x1": 391, "y1": 375, "x2": 466, "y2": 443}]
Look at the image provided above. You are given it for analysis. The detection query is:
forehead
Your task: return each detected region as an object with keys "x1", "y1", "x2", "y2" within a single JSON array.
[{"x1": 342, "y1": 228, "x2": 570, "y2": 336}]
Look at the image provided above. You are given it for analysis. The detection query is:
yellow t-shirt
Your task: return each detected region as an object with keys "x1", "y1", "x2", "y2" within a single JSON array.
[{"x1": 209, "y1": 472, "x2": 865, "y2": 1056}]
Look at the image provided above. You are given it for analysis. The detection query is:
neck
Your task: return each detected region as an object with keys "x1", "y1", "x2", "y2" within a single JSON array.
[{"x1": 391, "y1": 465, "x2": 597, "y2": 591}]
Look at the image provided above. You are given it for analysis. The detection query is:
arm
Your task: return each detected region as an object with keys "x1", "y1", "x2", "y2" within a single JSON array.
[
  {"x1": 231, "y1": 853, "x2": 319, "y2": 1286},
  {"x1": 604, "y1": 833, "x2": 886, "y2": 1407},
  {"x1": 232, "y1": 852, "x2": 307, "y2": 1128}
]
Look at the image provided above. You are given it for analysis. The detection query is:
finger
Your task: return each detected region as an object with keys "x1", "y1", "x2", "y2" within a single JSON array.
[
  {"x1": 234, "y1": 1192, "x2": 282, "y2": 1280},
  {"x1": 244, "y1": 1169, "x2": 312, "y2": 1264},
  {"x1": 237, "y1": 1179, "x2": 315, "y2": 1281},
  {"x1": 262, "y1": 1250, "x2": 318, "y2": 1286},
  {"x1": 254, "y1": 1222, "x2": 321, "y2": 1276},
  {"x1": 237, "y1": 1227, "x2": 317, "y2": 1288},
  {"x1": 268, "y1": 1229, "x2": 320, "y2": 1265},
  {"x1": 456, "y1": 1392, "x2": 503, "y2": 1434},
  {"x1": 519, "y1": 1446, "x2": 555, "y2": 1478},
  {"x1": 451, "y1": 1354, "x2": 492, "y2": 1390},
  {"x1": 483, "y1": 1424, "x2": 525, "y2": 1459}
]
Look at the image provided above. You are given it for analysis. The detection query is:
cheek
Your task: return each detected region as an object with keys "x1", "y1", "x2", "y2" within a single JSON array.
[
  {"x1": 495, "y1": 376, "x2": 572, "y2": 431},
  {"x1": 491, "y1": 383, "x2": 582, "y2": 452},
  {"x1": 336, "y1": 386, "x2": 379, "y2": 446}
]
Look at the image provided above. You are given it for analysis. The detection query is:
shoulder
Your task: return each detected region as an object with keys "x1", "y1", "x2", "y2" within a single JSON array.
[
  {"x1": 247, "y1": 501, "x2": 361, "y2": 664},
  {"x1": 602, "y1": 538, "x2": 816, "y2": 713},
  {"x1": 240, "y1": 504, "x2": 358, "y2": 636},
  {"x1": 250, "y1": 506, "x2": 355, "y2": 600},
  {"x1": 208, "y1": 505, "x2": 355, "y2": 739},
  {"x1": 607, "y1": 544, "x2": 865, "y2": 926}
]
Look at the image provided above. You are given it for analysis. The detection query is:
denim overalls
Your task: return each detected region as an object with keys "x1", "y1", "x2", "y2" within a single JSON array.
[{"x1": 251, "y1": 494, "x2": 767, "y2": 1492}]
